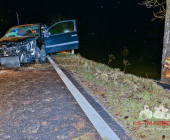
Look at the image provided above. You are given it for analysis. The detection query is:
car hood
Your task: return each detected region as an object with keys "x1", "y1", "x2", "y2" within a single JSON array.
[{"x1": 0, "y1": 36, "x2": 38, "y2": 44}]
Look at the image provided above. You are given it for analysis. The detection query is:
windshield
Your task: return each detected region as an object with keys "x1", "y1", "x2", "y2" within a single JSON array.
[{"x1": 4, "y1": 24, "x2": 39, "y2": 37}]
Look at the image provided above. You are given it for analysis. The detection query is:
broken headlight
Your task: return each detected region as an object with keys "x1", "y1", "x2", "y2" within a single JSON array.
[{"x1": 30, "y1": 40, "x2": 36, "y2": 47}]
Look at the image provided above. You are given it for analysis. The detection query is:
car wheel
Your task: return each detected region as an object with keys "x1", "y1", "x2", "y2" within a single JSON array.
[{"x1": 35, "y1": 45, "x2": 46, "y2": 64}]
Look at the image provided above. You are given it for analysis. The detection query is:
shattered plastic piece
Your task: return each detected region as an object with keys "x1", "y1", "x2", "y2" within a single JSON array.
[
  {"x1": 164, "y1": 57, "x2": 170, "y2": 79},
  {"x1": 165, "y1": 69, "x2": 170, "y2": 79},
  {"x1": 53, "y1": 128, "x2": 59, "y2": 131}
]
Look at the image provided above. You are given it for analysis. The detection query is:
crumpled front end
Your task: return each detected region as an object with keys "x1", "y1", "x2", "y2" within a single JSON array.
[{"x1": 0, "y1": 40, "x2": 37, "y2": 68}]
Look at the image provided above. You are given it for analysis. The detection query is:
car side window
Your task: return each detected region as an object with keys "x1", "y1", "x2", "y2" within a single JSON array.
[{"x1": 49, "y1": 21, "x2": 74, "y2": 35}]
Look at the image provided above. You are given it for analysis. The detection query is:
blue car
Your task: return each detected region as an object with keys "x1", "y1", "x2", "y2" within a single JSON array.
[{"x1": 0, "y1": 20, "x2": 79, "y2": 67}]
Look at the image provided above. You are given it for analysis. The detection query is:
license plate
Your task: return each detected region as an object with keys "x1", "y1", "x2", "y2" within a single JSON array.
[{"x1": 0, "y1": 56, "x2": 20, "y2": 68}]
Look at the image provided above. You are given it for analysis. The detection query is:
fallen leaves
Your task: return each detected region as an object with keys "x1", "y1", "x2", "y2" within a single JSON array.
[
  {"x1": 41, "y1": 122, "x2": 47, "y2": 125},
  {"x1": 94, "y1": 92, "x2": 99, "y2": 94},
  {"x1": 101, "y1": 93, "x2": 106, "y2": 98},
  {"x1": 126, "y1": 121, "x2": 130, "y2": 125},
  {"x1": 53, "y1": 127, "x2": 60, "y2": 131},
  {"x1": 131, "y1": 127, "x2": 139, "y2": 131},
  {"x1": 140, "y1": 135, "x2": 147, "y2": 139},
  {"x1": 94, "y1": 90, "x2": 106, "y2": 98},
  {"x1": 0, "y1": 129, "x2": 4, "y2": 134},
  {"x1": 125, "y1": 132, "x2": 131, "y2": 138},
  {"x1": 23, "y1": 100, "x2": 34, "y2": 105},
  {"x1": 44, "y1": 97, "x2": 53, "y2": 102},
  {"x1": 165, "y1": 102, "x2": 168, "y2": 106},
  {"x1": 71, "y1": 118, "x2": 86, "y2": 131},
  {"x1": 123, "y1": 116, "x2": 129, "y2": 119}
]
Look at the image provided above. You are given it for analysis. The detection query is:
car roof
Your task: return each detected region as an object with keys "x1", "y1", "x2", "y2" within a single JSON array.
[{"x1": 10, "y1": 23, "x2": 41, "y2": 28}]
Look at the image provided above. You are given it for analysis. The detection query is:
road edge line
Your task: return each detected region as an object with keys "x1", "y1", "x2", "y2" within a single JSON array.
[{"x1": 47, "y1": 55, "x2": 120, "y2": 140}]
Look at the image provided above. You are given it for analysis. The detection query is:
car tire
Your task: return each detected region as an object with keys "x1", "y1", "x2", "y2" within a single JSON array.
[{"x1": 35, "y1": 45, "x2": 46, "y2": 64}]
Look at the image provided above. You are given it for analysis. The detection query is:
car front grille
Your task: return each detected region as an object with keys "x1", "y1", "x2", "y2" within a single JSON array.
[{"x1": 0, "y1": 46, "x2": 20, "y2": 57}]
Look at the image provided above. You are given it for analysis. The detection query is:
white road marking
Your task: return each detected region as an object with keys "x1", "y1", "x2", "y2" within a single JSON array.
[{"x1": 47, "y1": 55, "x2": 120, "y2": 140}]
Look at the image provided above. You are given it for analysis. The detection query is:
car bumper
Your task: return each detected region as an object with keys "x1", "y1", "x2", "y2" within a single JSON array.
[{"x1": 0, "y1": 56, "x2": 20, "y2": 68}]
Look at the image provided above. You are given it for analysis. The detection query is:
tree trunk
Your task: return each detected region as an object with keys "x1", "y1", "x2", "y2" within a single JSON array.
[{"x1": 161, "y1": 0, "x2": 170, "y2": 83}]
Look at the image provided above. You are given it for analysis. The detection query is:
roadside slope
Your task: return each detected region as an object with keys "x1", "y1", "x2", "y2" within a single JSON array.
[{"x1": 52, "y1": 53, "x2": 170, "y2": 140}]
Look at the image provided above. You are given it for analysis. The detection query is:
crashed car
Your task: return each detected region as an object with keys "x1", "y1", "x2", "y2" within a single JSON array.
[{"x1": 0, "y1": 20, "x2": 79, "y2": 67}]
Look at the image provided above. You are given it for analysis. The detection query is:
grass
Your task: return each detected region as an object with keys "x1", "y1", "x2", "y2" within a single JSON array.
[
  {"x1": 79, "y1": 47, "x2": 161, "y2": 79},
  {"x1": 53, "y1": 53, "x2": 170, "y2": 140}
]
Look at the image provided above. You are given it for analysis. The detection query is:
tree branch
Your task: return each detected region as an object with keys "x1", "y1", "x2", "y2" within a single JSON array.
[{"x1": 138, "y1": 0, "x2": 166, "y2": 21}]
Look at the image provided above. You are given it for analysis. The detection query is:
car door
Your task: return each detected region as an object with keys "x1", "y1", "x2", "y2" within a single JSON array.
[{"x1": 44, "y1": 20, "x2": 79, "y2": 54}]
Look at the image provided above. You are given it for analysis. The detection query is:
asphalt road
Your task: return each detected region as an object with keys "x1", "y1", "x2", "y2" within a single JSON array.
[
  {"x1": 0, "y1": 67, "x2": 103, "y2": 139},
  {"x1": 0, "y1": 58, "x2": 134, "y2": 140}
]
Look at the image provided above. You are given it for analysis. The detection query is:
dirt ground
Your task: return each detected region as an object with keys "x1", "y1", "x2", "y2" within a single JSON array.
[{"x1": 0, "y1": 61, "x2": 102, "y2": 140}]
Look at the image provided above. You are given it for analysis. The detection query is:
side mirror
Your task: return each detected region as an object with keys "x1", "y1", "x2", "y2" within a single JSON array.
[{"x1": 44, "y1": 31, "x2": 51, "y2": 37}]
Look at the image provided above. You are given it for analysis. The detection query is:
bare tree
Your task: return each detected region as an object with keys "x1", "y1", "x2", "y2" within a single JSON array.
[
  {"x1": 139, "y1": 0, "x2": 166, "y2": 21},
  {"x1": 139, "y1": 0, "x2": 170, "y2": 84}
]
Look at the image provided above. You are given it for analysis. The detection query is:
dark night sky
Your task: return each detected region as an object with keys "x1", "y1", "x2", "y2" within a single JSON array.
[
  {"x1": 0, "y1": 0, "x2": 164, "y2": 31},
  {"x1": 0, "y1": 0, "x2": 165, "y2": 64}
]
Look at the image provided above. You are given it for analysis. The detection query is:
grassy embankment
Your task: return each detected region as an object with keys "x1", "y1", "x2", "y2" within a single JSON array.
[
  {"x1": 79, "y1": 48, "x2": 161, "y2": 79},
  {"x1": 53, "y1": 53, "x2": 170, "y2": 140}
]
